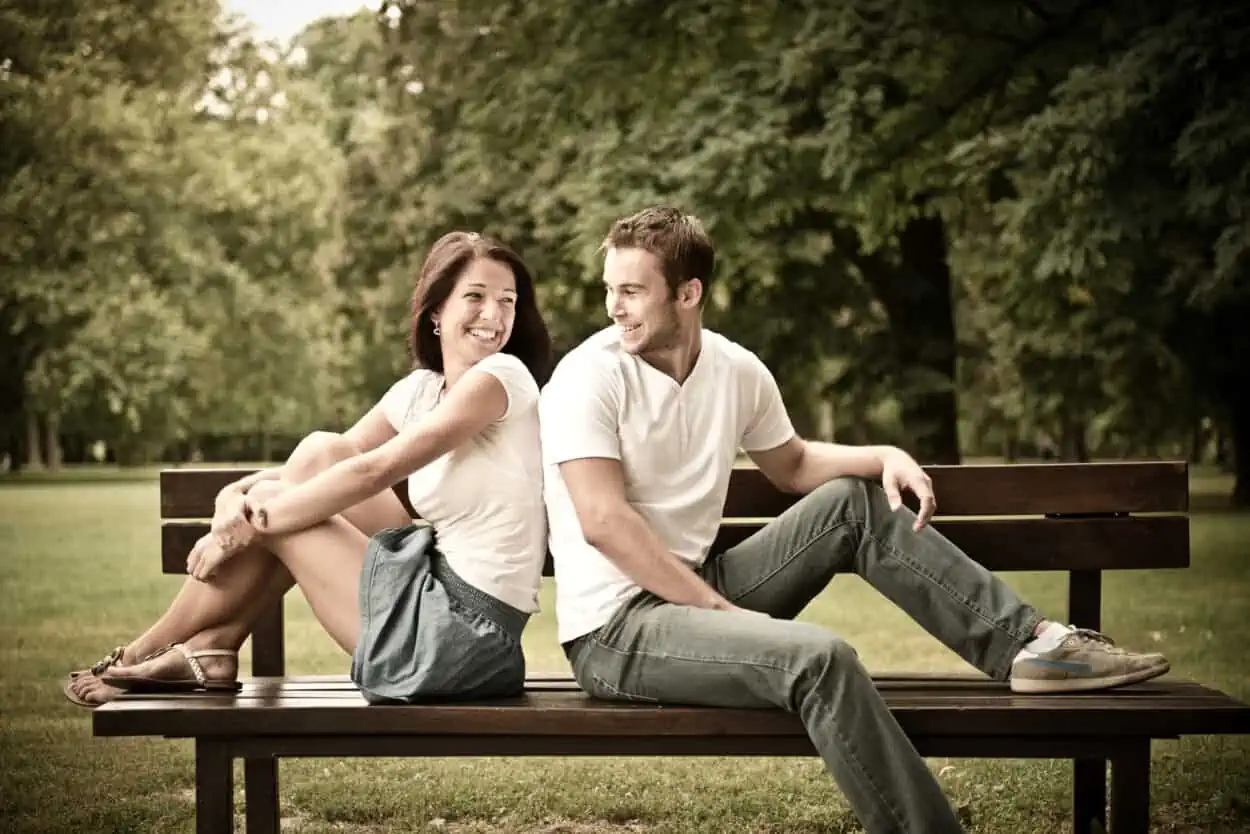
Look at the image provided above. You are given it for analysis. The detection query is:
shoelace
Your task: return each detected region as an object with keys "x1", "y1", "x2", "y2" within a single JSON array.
[{"x1": 1064, "y1": 627, "x2": 1127, "y2": 655}]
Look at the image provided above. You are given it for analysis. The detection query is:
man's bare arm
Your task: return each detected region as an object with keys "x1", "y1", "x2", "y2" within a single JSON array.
[
  {"x1": 559, "y1": 457, "x2": 735, "y2": 611},
  {"x1": 749, "y1": 437, "x2": 937, "y2": 528},
  {"x1": 748, "y1": 436, "x2": 895, "y2": 494}
]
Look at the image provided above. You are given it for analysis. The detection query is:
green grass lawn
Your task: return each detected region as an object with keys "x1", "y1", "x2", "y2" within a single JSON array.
[{"x1": 1, "y1": 470, "x2": 1248, "y2": 833}]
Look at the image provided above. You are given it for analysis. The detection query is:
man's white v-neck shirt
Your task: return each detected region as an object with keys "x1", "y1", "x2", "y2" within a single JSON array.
[{"x1": 539, "y1": 327, "x2": 796, "y2": 644}]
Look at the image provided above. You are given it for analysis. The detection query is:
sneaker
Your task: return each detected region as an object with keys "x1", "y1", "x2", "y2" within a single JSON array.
[{"x1": 1010, "y1": 627, "x2": 1170, "y2": 694}]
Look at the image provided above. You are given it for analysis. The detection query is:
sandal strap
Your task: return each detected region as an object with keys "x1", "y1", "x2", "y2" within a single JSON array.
[
  {"x1": 186, "y1": 649, "x2": 239, "y2": 659},
  {"x1": 167, "y1": 644, "x2": 237, "y2": 687},
  {"x1": 89, "y1": 646, "x2": 125, "y2": 676},
  {"x1": 171, "y1": 643, "x2": 207, "y2": 687}
]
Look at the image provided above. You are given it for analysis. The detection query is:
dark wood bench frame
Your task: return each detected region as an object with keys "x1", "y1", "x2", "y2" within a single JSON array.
[{"x1": 93, "y1": 461, "x2": 1250, "y2": 834}]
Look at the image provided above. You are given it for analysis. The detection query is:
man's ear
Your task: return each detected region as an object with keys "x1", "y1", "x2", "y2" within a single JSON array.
[{"x1": 678, "y1": 278, "x2": 704, "y2": 308}]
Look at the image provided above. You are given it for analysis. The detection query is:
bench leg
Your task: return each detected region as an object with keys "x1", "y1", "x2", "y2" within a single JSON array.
[
  {"x1": 1110, "y1": 742, "x2": 1151, "y2": 834},
  {"x1": 1073, "y1": 757, "x2": 1106, "y2": 834},
  {"x1": 244, "y1": 757, "x2": 279, "y2": 834},
  {"x1": 195, "y1": 739, "x2": 234, "y2": 834}
]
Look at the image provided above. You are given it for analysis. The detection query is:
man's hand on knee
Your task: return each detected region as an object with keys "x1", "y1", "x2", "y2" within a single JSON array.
[{"x1": 881, "y1": 450, "x2": 937, "y2": 530}]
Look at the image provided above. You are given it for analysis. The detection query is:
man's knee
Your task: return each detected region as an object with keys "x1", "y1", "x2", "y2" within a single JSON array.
[
  {"x1": 803, "y1": 633, "x2": 863, "y2": 681},
  {"x1": 805, "y1": 476, "x2": 877, "y2": 516},
  {"x1": 788, "y1": 632, "x2": 864, "y2": 707},
  {"x1": 819, "y1": 633, "x2": 860, "y2": 665},
  {"x1": 286, "y1": 431, "x2": 357, "y2": 480}
]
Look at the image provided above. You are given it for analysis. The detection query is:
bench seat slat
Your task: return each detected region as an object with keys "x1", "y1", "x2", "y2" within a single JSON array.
[
  {"x1": 159, "y1": 515, "x2": 1190, "y2": 575},
  {"x1": 160, "y1": 461, "x2": 1188, "y2": 520},
  {"x1": 170, "y1": 734, "x2": 1161, "y2": 760},
  {"x1": 92, "y1": 680, "x2": 1250, "y2": 740}
]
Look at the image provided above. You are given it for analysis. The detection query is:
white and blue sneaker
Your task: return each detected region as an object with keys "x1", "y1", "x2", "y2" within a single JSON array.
[{"x1": 1010, "y1": 624, "x2": 1170, "y2": 694}]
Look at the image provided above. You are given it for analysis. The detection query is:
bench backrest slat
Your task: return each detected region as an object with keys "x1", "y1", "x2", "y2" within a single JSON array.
[
  {"x1": 158, "y1": 461, "x2": 1189, "y2": 575},
  {"x1": 713, "y1": 515, "x2": 1188, "y2": 570},
  {"x1": 721, "y1": 461, "x2": 1188, "y2": 517},
  {"x1": 160, "y1": 513, "x2": 1188, "y2": 575},
  {"x1": 160, "y1": 461, "x2": 1188, "y2": 520}
]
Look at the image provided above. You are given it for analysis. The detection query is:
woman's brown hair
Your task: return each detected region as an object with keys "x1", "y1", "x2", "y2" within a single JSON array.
[{"x1": 408, "y1": 232, "x2": 553, "y2": 384}]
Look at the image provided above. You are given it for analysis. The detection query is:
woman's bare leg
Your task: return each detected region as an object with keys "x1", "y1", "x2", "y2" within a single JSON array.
[
  {"x1": 120, "y1": 432, "x2": 407, "y2": 659},
  {"x1": 257, "y1": 514, "x2": 371, "y2": 654},
  {"x1": 70, "y1": 554, "x2": 293, "y2": 703},
  {"x1": 69, "y1": 431, "x2": 409, "y2": 703},
  {"x1": 92, "y1": 502, "x2": 373, "y2": 696}
]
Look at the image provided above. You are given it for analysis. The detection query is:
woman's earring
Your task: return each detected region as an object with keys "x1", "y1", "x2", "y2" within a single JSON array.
[{"x1": 432, "y1": 322, "x2": 441, "y2": 336}]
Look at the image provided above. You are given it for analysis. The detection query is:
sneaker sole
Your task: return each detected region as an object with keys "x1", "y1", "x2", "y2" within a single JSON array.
[{"x1": 1009, "y1": 660, "x2": 1170, "y2": 694}]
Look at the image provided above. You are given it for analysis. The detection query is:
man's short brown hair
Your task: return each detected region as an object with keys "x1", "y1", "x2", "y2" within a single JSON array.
[{"x1": 603, "y1": 207, "x2": 715, "y2": 299}]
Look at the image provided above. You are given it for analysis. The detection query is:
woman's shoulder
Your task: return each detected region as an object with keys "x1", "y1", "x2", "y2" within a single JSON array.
[
  {"x1": 380, "y1": 367, "x2": 442, "y2": 429},
  {"x1": 472, "y1": 353, "x2": 540, "y2": 400}
]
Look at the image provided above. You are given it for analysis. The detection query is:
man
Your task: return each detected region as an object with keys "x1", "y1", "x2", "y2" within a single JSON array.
[{"x1": 538, "y1": 206, "x2": 1169, "y2": 834}]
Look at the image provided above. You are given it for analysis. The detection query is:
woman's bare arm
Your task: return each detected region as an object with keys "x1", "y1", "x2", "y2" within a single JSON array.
[{"x1": 246, "y1": 368, "x2": 509, "y2": 536}]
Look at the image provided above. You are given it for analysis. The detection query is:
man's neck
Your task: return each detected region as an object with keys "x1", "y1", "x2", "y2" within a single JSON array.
[{"x1": 641, "y1": 326, "x2": 703, "y2": 384}]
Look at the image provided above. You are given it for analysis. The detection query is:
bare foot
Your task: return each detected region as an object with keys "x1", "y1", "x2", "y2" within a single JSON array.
[
  {"x1": 64, "y1": 644, "x2": 144, "y2": 706},
  {"x1": 67, "y1": 672, "x2": 125, "y2": 706}
]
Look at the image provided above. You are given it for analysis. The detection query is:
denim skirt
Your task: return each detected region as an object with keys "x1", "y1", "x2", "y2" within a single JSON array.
[{"x1": 350, "y1": 524, "x2": 529, "y2": 704}]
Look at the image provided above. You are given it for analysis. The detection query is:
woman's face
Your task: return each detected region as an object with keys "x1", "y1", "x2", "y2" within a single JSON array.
[{"x1": 433, "y1": 257, "x2": 518, "y2": 367}]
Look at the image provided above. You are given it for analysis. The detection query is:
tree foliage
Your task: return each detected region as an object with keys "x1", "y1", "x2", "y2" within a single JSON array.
[{"x1": 2, "y1": 0, "x2": 1246, "y2": 501}]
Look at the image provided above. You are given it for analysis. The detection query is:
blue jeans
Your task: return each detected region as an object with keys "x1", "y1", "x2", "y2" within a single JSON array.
[{"x1": 565, "y1": 477, "x2": 1043, "y2": 834}]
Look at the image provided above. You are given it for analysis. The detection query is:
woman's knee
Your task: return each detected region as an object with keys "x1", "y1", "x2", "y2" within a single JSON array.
[
  {"x1": 285, "y1": 431, "x2": 358, "y2": 481},
  {"x1": 247, "y1": 479, "x2": 284, "y2": 503}
]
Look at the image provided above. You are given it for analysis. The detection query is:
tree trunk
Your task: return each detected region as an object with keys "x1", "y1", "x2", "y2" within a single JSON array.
[
  {"x1": 1190, "y1": 420, "x2": 1208, "y2": 464},
  {"x1": 1231, "y1": 396, "x2": 1250, "y2": 508},
  {"x1": 887, "y1": 214, "x2": 962, "y2": 465},
  {"x1": 828, "y1": 213, "x2": 962, "y2": 465},
  {"x1": 1216, "y1": 432, "x2": 1233, "y2": 473},
  {"x1": 43, "y1": 412, "x2": 62, "y2": 471},
  {"x1": 1060, "y1": 417, "x2": 1090, "y2": 462},
  {"x1": 24, "y1": 409, "x2": 44, "y2": 471}
]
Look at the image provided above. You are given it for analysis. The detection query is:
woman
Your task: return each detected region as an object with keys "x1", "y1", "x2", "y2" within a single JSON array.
[{"x1": 66, "y1": 231, "x2": 552, "y2": 706}]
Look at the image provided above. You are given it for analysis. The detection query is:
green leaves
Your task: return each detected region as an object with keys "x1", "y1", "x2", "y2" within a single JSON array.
[
  {"x1": 1, "y1": 0, "x2": 363, "y2": 463},
  {"x1": 5, "y1": 0, "x2": 1248, "y2": 491}
]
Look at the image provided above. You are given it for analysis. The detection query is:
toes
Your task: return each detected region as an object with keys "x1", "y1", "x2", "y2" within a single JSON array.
[{"x1": 80, "y1": 678, "x2": 120, "y2": 705}]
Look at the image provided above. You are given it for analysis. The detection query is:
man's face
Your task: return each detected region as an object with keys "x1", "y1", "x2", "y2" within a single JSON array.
[{"x1": 603, "y1": 247, "x2": 682, "y2": 356}]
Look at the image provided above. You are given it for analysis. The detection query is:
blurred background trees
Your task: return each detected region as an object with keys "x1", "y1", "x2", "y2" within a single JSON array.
[{"x1": 2, "y1": 0, "x2": 1245, "y2": 503}]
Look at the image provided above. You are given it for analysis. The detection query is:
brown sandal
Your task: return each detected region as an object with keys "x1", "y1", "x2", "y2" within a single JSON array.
[
  {"x1": 101, "y1": 643, "x2": 241, "y2": 693},
  {"x1": 69, "y1": 645, "x2": 126, "y2": 679}
]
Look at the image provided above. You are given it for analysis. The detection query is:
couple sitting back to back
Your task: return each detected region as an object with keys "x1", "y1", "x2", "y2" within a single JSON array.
[{"x1": 67, "y1": 207, "x2": 1170, "y2": 834}]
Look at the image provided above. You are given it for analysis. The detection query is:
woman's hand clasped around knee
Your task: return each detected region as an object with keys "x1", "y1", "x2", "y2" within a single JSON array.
[
  {"x1": 190, "y1": 490, "x2": 264, "y2": 580},
  {"x1": 186, "y1": 533, "x2": 238, "y2": 581},
  {"x1": 210, "y1": 490, "x2": 258, "y2": 554}
]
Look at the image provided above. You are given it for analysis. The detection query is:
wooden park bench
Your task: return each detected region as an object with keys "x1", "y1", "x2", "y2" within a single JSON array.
[{"x1": 93, "y1": 461, "x2": 1250, "y2": 834}]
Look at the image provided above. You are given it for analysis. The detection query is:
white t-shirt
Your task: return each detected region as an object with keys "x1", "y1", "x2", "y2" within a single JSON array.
[
  {"x1": 540, "y1": 327, "x2": 796, "y2": 643},
  {"x1": 379, "y1": 352, "x2": 546, "y2": 613}
]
